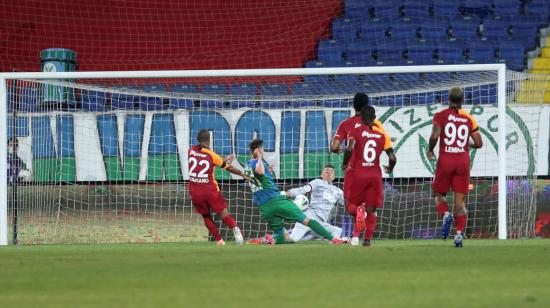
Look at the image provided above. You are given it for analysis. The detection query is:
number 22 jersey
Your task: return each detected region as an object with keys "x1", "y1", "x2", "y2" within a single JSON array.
[{"x1": 187, "y1": 145, "x2": 229, "y2": 192}]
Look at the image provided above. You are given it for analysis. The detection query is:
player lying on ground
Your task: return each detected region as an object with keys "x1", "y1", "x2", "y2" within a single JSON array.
[
  {"x1": 343, "y1": 106, "x2": 396, "y2": 247},
  {"x1": 427, "y1": 87, "x2": 483, "y2": 248},
  {"x1": 330, "y1": 92, "x2": 385, "y2": 154},
  {"x1": 244, "y1": 139, "x2": 346, "y2": 245},
  {"x1": 188, "y1": 129, "x2": 249, "y2": 246},
  {"x1": 282, "y1": 164, "x2": 344, "y2": 241}
]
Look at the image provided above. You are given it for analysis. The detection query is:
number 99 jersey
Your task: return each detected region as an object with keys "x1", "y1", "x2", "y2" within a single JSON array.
[{"x1": 433, "y1": 108, "x2": 478, "y2": 159}]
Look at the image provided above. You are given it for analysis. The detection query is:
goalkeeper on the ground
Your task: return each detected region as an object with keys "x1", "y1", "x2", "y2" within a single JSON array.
[{"x1": 282, "y1": 164, "x2": 344, "y2": 242}]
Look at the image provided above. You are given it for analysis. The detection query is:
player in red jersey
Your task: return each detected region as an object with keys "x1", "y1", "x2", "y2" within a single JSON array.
[
  {"x1": 188, "y1": 129, "x2": 249, "y2": 246},
  {"x1": 427, "y1": 87, "x2": 483, "y2": 247},
  {"x1": 342, "y1": 106, "x2": 396, "y2": 247}
]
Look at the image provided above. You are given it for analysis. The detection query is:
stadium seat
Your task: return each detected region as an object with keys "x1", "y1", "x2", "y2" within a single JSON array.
[
  {"x1": 344, "y1": 0, "x2": 371, "y2": 19},
  {"x1": 345, "y1": 40, "x2": 376, "y2": 65},
  {"x1": 332, "y1": 18, "x2": 360, "y2": 40},
  {"x1": 420, "y1": 18, "x2": 450, "y2": 40},
  {"x1": 467, "y1": 42, "x2": 496, "y2": 64},
  {"x1": 260, "y1": 83, "x2": 289, "y2": 109},
  {"x1": 406, "y1": 43, "x2": 436, "y2": 65},
  {"x1": 111, "y1": 86, "x2": 138, "y2": 110},
  {"x1": 390, "y1": 20, "x2": 420, "y2": 40},
  {"x1": 436, "y1": 41, "x2": 467, "y2": 64},
  {"x1": 472, "y1": 84, "x2": 497, "y2": 104},
  {"x1": 81, "y1": 90, "x2": 106, "y2": 112},
  {"x1": 140, "y1": 84, "x2": 167, "y2": 111},
  {"x1": 169, "y1": 84, "x2": 196, "y2": 110},
  {"x1": 359, "y1": 18, "x2": 389, "y2": 41},
  {"x1": 450, "y1": 15, "x2": 481, "y2": 40},
  {"x1": 317, "y1": 39, "x2": 345, "y2": 65},
  {"x1": 375, "y1": 40, "x2": 405, "y2": 64},
  {"x1": 524, "y1": 0, "x2": 550, "y2": 16},
  {"x1": 433, "y1": 0, "x2": 460, "y2": 18},
  {"x1": 320, "y1": 99, "x2": 351, "y2": 108},
  {"x1": 482, "y1": 19, "x2": 511, "y2": 41},
  {"x1": 230, "y1": 83, "x2": 257, "y2": 109},
  {"x1": 460, "y1": 0, "x2": 491, "y2": 17},
  {"x1": 424, "y1": 72, "x2": 451, "y2": 82},
  {"x1": 379, "y1": 95, "x2": 404, "y2": 107},
  {"x1": 509, "y1": 24, "x2": 539, "y2": 50},
  {"x1": 401, "y1": 1, "x2": 430, "y2": 18},
  {"x1": 199, "y1": 84, "x2": 227, "y2": 109},
  {"x1": 410, "y1": 92, "x2": 435, "y2": 105},
  {"x1": 371, "y1": 0, "x2": 401, "y2": 19},
  {"x1": 497, "y1": 43, "x2": 525, "y2": 71},
  {"x1": 493, "y1": 0, "x2": 521, "y2": 17}
]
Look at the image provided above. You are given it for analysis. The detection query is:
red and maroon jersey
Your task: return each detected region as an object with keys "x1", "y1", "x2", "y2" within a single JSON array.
[
  {"x1": 334, "y1": 115, "x2": 385, "y2": 143},
  {"x1": 188, "y1": 145, "x2": 228, "y2": 191},
  {"x1": 347, "y1": 125, "x2": 393, "y2": 178},
  {"x1": 432, "y1": 108, "x2": 478, "y2": 159}
]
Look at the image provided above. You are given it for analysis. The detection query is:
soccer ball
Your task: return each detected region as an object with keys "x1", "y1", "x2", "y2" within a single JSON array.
[{"x1": 293, "y1": 194, "x2": 309, "y2": 211}]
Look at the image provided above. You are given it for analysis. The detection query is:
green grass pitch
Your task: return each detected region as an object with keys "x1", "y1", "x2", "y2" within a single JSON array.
[{"x1": 1, "y1": 240, "x2": 549, "y2": 308}]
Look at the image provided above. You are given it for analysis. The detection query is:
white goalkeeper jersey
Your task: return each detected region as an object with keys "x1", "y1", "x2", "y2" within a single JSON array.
[{"x1": 287, "y1": 179, "x2": 344, "y2": 223}]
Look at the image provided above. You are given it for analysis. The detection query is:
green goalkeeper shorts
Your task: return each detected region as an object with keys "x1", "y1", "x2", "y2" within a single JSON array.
[{"x1": 259, "y1": 196, "x2": 306, "y2": 233}]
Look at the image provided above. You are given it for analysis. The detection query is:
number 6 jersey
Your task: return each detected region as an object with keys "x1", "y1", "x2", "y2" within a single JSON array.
[
  {"x1": 432, "y1": 108, "x2": 478, "y2": 160},
  {"x1": 347, "y1": 125, "x2": 393, "y2": 178}
]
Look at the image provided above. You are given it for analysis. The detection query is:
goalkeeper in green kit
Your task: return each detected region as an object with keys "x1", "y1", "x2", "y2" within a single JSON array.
[{"x1": 244, "y1": 139, "x2": 346, "y2": 245}]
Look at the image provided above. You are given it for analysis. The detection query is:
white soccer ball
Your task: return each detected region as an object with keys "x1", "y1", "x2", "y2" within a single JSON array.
[{"x1": 293, "y1": 194, "x2": 309, "y2": 211}]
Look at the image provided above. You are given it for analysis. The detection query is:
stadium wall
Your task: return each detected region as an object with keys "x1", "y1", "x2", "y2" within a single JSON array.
[{"x1": 9, "y1": 105, "x2": 550, "y2": 183}]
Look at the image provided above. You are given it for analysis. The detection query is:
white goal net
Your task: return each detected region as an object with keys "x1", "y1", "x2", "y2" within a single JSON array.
[{"x1": 0, "y1": 66, "x2": 542, "y2": 244}]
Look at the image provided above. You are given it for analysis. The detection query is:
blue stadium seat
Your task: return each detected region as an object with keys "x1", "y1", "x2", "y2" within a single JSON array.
[
  {"x1": 379, "y1": 95, "x2": 404, "y2": 107},
  {"x1": 460, "y1": 0, "x2": 491, "y2": 17},
  {"x1": 401, "y1": 1, "x2": 430, "y2": 18},
  {"x1": 81, "y1": 90, "x2": 106, "y2": 112},
  {"x1": 497, "y1": 43, "x2": 525, "y2": 71},
  {"x1": 467, "y1": 42, "x2": 496, "y2": 64},
  {"x1": 450, "y1": 16, "x2": 481, "y2": 40},
  {"x1": 406, "y1": 44, "x2": 436, "y2": 65},
  {"x1": 345, "y1": 40, "x2": 376, "y2": 65},
  {"x1": 344, "y1": 0, "x2": 371, "y2": 19},
  {"x1": 482, "y1": 19, "x2": 511, "y2": 41},
  {"x1": 433, "y1": 1, "x2": 460, "y2": 18},
  {"x1": 493, "y1": 0, "x2": 521, "y2": 16},
  {"x1": 437, "y1": 41, "x2": 467, "y2": 64},
  {"x1": 320, "y1": 99, "x2": 351, "y2": 108},
  {"x1": 410, "y1": 92, "x2": 435, "y2": 105},
  {"x1": 199, "y1": 84, "x2": 227, "y2": 109},
  {"x1": 509, "y1": 24, "x2": 539, "y2": 50},
  {"x1": 420, "y1": 18, "x2": 450, "y2": 40},
  {"x1": 393, "y1": 73, "x2": 420, "y2": 83},
  {"x1": 472, "y1": 84, "x2": 497, "y2": 104},
  {"x1": 424, "y1": 72, "x2": 451, "y2": 82},
  {"x1": 332, "y1": 18, "x2": 360, "y2": 40},
  {"x1": 230, "y1": 84, "x2": 257, "y2": 109},
  {"x1": 260, "y1": 83, "x2": 289, "y2": 109},
  {"x1": 112, "y1": 86, "x2": 138, "y2": 110},
  {"x1": 140, "y1": 84, "x2": 167, "y2": 111},
  {"x1": 375, "y1": 41, "x2": 404, "y2": 64},
  {"x1": 524, "y1": 0, "x2": 550, "y2": 16},
  {"x1": 390, "y1": 20, "x2": 420, "y2": 40},
  {"x1": 317, "y1": 39, "x2": 345, "y2": 64},
  {"x1": 169, "y1": 84, "x2": 196, "y2": 110},
  {"x1": 359, "y1": 18, "x2": 389, "y2": 41},
  {"x1": 372, "y1": 0, "x2": 401, "y2": 19}
]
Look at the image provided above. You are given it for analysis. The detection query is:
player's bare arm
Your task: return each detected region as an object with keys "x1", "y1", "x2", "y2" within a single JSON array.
[
  {"x1": 330, "y1": 137, "x2": 342, "y2": 154},
  {"x1": 254, "y1": 148, "x2": 265, "y2": 176},
  {"x1": 427, "y1": 124, "x2": 441, "y2": 160},
  {"x1": 470, "y1": 130, "x2": 483, "y2": 149},
  {"x1": 384, "y1": 148, "x2": 397, "y2": 174},
  {"x1": 225, "y1": 165, "x2": 250, "y2": 180}
]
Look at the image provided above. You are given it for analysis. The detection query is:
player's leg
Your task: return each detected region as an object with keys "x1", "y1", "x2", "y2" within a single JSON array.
[
  {"x1": 432, "y1": 160, "x2": 454, "y2": 239},
  {"x1": 452, "y1": 165, "x2": 470, "y2": 248},
  {"x1": 190, "y1": 191, "x2": 224, "y2": 245},
  {"x1": 289, "y1": 222, "x2": 311, "y2": 242},
  {"x1": 363, "y1": 177, "x2": 383, "y2": 247},
  {"x1": 209, "y1": 192, "x2": 243, "y2": 245},
  {"x1": 346, "y1": 178, "x2": 368, "y2": 245}
]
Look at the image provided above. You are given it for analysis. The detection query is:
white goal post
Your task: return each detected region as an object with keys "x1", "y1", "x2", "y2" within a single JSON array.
[{"x1": 0, "y1": 64, "x2": 511, "y2": 245}]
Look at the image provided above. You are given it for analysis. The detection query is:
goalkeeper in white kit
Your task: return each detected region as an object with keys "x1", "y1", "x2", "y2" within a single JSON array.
[{"x1": 282, "y1": 164, "x2": 344, "y2": 241}]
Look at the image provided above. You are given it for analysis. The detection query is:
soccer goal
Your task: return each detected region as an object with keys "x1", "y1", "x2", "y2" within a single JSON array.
[{"x1": 0, "y1": 64, "x2": 542, "y2": 245}]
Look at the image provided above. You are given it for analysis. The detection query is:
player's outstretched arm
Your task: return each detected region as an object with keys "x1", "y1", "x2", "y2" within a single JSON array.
[
  {"x1": 470, "y1": 130, "x2": 483, "y2": 149},
  {"x1": 225, "y1": 165, "x2": 250, "y2": 180},
  {"x1": 254, "y1": 149, "x2": 265, "y2": 176},
  {"x1": 384, "y1": 148, "x2": 397, "y2": 174},
  {"x1": 330, "y1": 137, "x2": 342, "y2": 154},
  {"x1": 427, "y1": 125, "x2": 441, "y2": 160},
  {"x1": 285, "y1": 180, "x2": 316, "y2": 198},
  {"x1": 342, "y1": 138, "x2": 356, "y2": 171}
]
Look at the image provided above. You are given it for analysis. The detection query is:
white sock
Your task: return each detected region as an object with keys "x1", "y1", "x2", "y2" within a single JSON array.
[{"x1": 444, "y1": 211, "x2": 451, "y2": 217}]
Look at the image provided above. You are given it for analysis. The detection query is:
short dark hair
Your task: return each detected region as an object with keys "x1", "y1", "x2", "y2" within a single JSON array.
[
  {"x1": 353, "y1": 92, "x2": 369, "y2": 112},
  {"x1": 197, "y1": 129, "x2": 210, "y2": 143},
  {"x1": 360, "y1": 105, "x2": 376, "y2": 124},
  {"x1": 449, "y1": 87, "x2": 464, "y2": 107},
  {"x1": 249, "y1": 139, "x2": 264, "y2": 153},
  {"x1": 323, "y1": 164, "x2": 334, "y2": 170}
]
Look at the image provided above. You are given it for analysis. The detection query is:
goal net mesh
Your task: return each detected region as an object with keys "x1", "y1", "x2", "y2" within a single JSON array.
[{"x1": 4, "y1": 69, "x2": 539, "y2": 244}]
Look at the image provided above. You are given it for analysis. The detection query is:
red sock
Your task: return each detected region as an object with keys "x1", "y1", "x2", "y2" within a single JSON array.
[
  {"x1": 364, "y1": 213, "x2": 377, "y2": 240},
  {"x1": 436, "y1": 202, "x2": 449, "y2": 217},
  {"x1": 455, "y1": 214, "x2": 467, "y2": 233},
  {"x1": 222, "y1": 215, "x2": 237, "y2": 229},
  {"x1": 202, "y1": 215, "x2": 222, "y2": 241}
]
